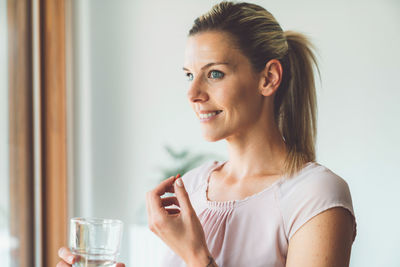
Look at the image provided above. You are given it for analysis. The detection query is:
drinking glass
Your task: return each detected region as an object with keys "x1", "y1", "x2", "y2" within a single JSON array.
[{"x1": 69, "y1": 217, "x2": 123, "y2": 267}]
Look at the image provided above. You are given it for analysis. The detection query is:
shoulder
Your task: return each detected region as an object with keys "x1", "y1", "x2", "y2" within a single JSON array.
[
  {"x1": 181, "y1": 160, "x2": 220, "y2": 195},
  {"x1": 277, "y1": 162, "x2": 356, "y2": 241},
  {"x1": 279, "y1": 162, "x2": 352, "y2": 204}
]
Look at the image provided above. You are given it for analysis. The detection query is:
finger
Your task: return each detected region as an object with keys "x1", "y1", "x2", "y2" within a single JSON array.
[
  {"x1": 161, "y1": 196, "x2": 180, "y2": 207},
  {"x1": 146, "y1": 190, "x2": 157, "y2": 225},
  {"x1": 148, "y1": 176, "x2": 178, "y2": 214},
  {"x1": 58, "y1": 247, "x2": 75, "y2": 264},
  {"x1": 153, "y1": 176, "x2": 176, "y2": 196},
  {"x1": 56, "y1": 261, "x2": 71, "y2": 267},
  {"x1": 147, "y1": 192, "x2": 167, "y2": 218},
  {"x1": 165, "y1": 181, "x2": 176, "y2": 194},
  {"x1": 116, "y1": 263, "x2": 125, "y2": 267},
  {"x1": 166, "y1": 208, "x2": 181, "y2": 215},
  {"x1": 174, "y1": 178, "x2": 195, "y2": 215},
  {"x1": 164, "y1": 174, "x2": 181, "y2": 193}
]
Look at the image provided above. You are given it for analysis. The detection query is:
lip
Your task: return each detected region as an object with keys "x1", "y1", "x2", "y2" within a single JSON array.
[
  {"x1": 198, "y1": 110, "x2": 223, "y2": 122},
  {"x1": 197, "y1": 110, "x2": 222, "y2": 114}
]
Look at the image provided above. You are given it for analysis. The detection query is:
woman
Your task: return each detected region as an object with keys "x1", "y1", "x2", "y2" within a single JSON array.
[{"x1": 58, "y1": 1, "x2": 357, "y2": 266}]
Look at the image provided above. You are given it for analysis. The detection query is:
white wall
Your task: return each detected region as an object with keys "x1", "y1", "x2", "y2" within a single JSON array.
[{"x1": 70, "y1": 0, "x2": 400, "y2": 266}]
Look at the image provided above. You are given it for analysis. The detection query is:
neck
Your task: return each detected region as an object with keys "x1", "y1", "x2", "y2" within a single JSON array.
[{"x1": 223, "y1": 119, "x2": 287, "y2": 181}]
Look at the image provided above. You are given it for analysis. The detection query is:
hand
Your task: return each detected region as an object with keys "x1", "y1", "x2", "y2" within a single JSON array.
[
  {"x1": 146, "y1": 175, "x2": 211, "y2": 264},
  {"x1": 56, "y1": 247, "x2": 125, "y2": 267}
]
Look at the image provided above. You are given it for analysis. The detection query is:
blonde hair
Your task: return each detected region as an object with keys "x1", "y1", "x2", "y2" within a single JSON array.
[{"x1": 189, "y1": 1, "x2": 319, "y2": 177}]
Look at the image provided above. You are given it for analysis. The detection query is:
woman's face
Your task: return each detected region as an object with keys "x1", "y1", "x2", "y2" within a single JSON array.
[{"x1": 183, "y1": 31, "x2": 265, "y2": 142}]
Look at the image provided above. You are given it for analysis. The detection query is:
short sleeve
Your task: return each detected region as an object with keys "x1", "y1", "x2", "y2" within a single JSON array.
[{"x1": 278, "y1": 166, "x2": 357, "y2": 242}]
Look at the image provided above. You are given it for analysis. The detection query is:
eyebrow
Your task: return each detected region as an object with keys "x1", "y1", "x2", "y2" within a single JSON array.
[{"x1": 182, "y1": 62, "x2": 230, "y2": 72}]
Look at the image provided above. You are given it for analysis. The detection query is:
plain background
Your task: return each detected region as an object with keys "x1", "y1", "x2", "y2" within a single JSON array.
[{"x1": 1, "y1": 0, "x2": 398, "y2": 266}]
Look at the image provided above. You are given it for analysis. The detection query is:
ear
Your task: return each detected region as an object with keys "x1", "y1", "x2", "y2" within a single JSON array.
[{"x1": 258, "y1": 59, "x2": 283, "y2": 97}]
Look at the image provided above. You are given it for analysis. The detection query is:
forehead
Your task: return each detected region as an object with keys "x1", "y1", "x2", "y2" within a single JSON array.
[{"x1": 184, "y1": 31, "x2": 241, "y2": 67}]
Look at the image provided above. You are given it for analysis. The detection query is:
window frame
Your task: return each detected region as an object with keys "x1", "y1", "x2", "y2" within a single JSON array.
[{"x1": 7, "y1": 0, "x2": 68, "y2": 266}]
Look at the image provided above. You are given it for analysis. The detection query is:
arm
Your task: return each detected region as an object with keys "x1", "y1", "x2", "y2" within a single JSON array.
[
  {"x1": 286, "y1": 207, "x2": 355, "y2": 267},
  {"x1": 187, "y1": 248, "x2": 219, "y2": 267}
]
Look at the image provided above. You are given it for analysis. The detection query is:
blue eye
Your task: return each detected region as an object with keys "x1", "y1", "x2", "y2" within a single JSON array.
[
  {"x1": 209, "y1": 70, "x2": 224, "y2": 79},
  {"x1": 186, "y1": 73, "x2": 193, "y2": 81}
]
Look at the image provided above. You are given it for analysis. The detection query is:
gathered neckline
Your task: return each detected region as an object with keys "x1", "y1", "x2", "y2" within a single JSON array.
[{"x1": 203, "y1": 160, "x2": 315, "y2": 209}]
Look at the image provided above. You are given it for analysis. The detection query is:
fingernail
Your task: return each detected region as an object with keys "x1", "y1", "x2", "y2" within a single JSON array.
[
  {"x1": 176, "y1": 178, "x2": 183, "y2": 187},
  {"x1": 68, "y1": 255, "x2": 75, "y2": 264},
  {"x1": 176, "y1": 174, "x2": 181, "y2": 178}
]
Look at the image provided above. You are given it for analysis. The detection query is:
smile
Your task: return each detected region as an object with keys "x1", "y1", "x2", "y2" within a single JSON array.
[{"x1": 199, "y1": 110, "x2": 223, "y2": 121}]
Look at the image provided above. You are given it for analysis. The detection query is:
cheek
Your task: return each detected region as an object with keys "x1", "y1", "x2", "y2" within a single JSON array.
[
  {"x1": 216, "y1": 90, "x2": 249, "y2": 125},
  {"x1": 234, "y1": 85, "x2": 263, "y2": 120},
  {"x1": 217, "y1": 80, "x2": 248, "y2": 106},
  {"x1": 228, "y1": 83, "x2": 259, "y2": 109}
]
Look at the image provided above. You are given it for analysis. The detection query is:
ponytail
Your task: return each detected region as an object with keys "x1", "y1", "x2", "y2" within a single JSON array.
[{"x1": 278, "y1": 31, "x2": 320, "y2": 177}]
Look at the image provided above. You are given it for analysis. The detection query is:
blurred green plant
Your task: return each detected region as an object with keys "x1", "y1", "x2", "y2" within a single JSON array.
[{"x1": 157, "y1": 145, "x2": 212, "y2": 183}]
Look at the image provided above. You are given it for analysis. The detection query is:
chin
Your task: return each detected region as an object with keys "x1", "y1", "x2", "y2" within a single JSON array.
[{"x1": 201, "y1": 131, "x2": 225, "y2": 142}]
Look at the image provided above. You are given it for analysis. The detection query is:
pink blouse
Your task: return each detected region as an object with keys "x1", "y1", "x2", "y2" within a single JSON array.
[{"x1": 162, "y1": 160, "x2": 357, "y2": 267}]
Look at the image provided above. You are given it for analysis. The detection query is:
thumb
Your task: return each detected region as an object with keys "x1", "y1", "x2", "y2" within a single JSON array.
[{"x1": 174, "y1": 177, "x2": 194, "y2": 214}]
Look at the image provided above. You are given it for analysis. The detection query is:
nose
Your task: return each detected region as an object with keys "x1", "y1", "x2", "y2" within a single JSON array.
[{"x1": 187, "y1": 76, "x2": 209, "y2": 103}]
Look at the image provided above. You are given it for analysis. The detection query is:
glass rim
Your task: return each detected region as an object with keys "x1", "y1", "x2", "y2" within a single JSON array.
[{"x1": 70, "y1": 217, "x2": 123, "y2": 226}]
